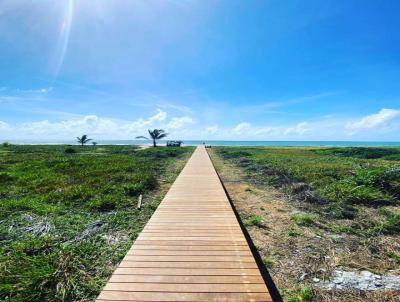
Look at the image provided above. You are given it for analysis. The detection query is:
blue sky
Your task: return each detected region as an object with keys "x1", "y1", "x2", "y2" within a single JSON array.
[{"x1": 0, "y1": 0, "x2": 399, "y2": 140}]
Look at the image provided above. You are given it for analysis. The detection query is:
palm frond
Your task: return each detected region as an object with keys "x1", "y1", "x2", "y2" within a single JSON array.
[{"x1": 157, "y1": 133, "x2": 168, "y2": 139}]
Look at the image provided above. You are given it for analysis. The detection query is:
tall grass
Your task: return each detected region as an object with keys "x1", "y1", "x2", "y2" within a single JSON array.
[{"x1": 0, "y1": 145, "x2": 193, "y2": 301}]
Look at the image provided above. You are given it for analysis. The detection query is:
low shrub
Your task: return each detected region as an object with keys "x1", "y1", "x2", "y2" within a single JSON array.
[
  {"x1": 315, "y1": 147, "x2": 399, "y2": 159},
  {"x1": 261, "y1": 255, "x2": 274, "y2": 267},
  {"x1": 378, "y1": 168, "x2": 400, "y2": 197},
  {"x1": 244, "y1": 214, "x2": 264, "y2": 227},
  {"x1": 321, "y1": 181, "x2": 392, "y2": 206},
  {"x1": 285, "y1": 286, "x2": 313, "y2": 302},
  {"x1": 375, "y1": 208, "x2": 400, "y2": 234},
  {"x1": 218, "y1": 148, "x2": 252, "y2": 159},
  {"x1": 123, "y1": 174, "x2": 158, "y2": 196},
  {"x1": 64, "y1": 147, "x2": 76, "y2": 154},
  {"x1": 326, "y1": 202, "x2": 357, "y2": 219},
  {"x1": 290, "y1": 212, "x2": 318, "y2": 226},
  {"x1": 88, "y1": 196, "x2": 119, "y2": 211},
  {"x1": 0, "y1": 172, "x2": 16, "y2": 182}
]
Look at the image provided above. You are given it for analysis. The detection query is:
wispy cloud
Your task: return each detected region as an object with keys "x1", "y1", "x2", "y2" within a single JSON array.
[
  {"x1": 0, "y1": 86, "x2": 53, "y2": 103},
  {"x1": 236, "y1": 92, "x2": 336, "y2": 113},
  {"x1": 233, "y1": 122, "x2": 251, "y2": 134},
  {"x1": 0, "y1": 121, "x2": 10, "y2": 130},
  {"x1": 167, "y1": 116, "x2": 194, "y2": 129},
  {"x1": 202, "y1": 125, "x2": 219, "y2": 136},
  {"x1": 15, "y1": 87, "x2": 53, "y2": 94},
  {"x1": 284, "y1": 122, "x2": 311, "y2": 135}
]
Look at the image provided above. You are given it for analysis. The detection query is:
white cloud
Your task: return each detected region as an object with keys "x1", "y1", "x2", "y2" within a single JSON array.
[
  {"x1": 203, "y1": 125, "x2": 219, "y2": 135},
  {"x1": 123, "y1": 109, "x2": 168, "y2": 133},
  {"x1": 346, "y1": 108, "x2": 400, "y2": 131},
  {"x1": 234, "y1": 122, "x2": 251, "y2": 134},
  {"x1": 13, "y1": 110, "x2": 169, "y2": 138},
  {"x1": 0, "y1": 121, "x2": 10, "y2": 130},
  {"x1": 0, "y1": 109, "x2": 197, "y2": 139},
  {"x1": 149, "y1": 108, "x2": 167, "y2": 123},
  {"x1": 254, "y1": 127, "x2": 275, "y2": 135},
  {"x1": 3, "y1": 107, "x2": 400, "y2": 141},
  {"x1": 284, "y1": 122, "x2": 311, "y2": 135},
  {"x1": 167, "y1": 116, "x2": 194, "y2": 130},
  {"x1": 19, "y1": 115, "x2": 119, "y2": 136}
]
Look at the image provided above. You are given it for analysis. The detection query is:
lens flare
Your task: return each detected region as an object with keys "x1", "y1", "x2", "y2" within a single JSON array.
[{"x1": 52, "y1": 0, "x2": 74, "y2": 81}]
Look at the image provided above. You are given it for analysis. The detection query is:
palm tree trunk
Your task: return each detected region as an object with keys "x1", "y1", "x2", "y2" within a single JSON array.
[{"x1": 153, "y1": 139, "x2": 156, "y2": 147}]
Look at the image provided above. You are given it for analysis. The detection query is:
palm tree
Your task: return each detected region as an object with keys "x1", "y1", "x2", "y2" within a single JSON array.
[
  {"x1": 92, "y1": 142, "x2": 98, "y2": 146},
  {"x1": 136, "y1": 129, "x2": 168, "y2": 147},
  {"x1": 76, "y1": 134, "x2": 92, "y2": 146}
]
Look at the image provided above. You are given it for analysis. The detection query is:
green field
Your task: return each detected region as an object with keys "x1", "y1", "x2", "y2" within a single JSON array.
[
  {"x1": 216, "y1": 146, "x2": 400, "y2": 236},
  {"x1": 0, "y1": 144, "x2": 193, "y2": 302}
]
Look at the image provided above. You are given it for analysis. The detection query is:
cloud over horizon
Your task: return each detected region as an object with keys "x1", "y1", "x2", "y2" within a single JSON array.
[
  {"x1": 346, "y1": 109, "x2": 400, "y2": 133},
  {"x1": 0, "y1": 108, "x2": 399, "y2": 141}
]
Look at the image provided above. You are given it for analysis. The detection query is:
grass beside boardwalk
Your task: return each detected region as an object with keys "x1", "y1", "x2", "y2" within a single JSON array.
[
  {"x1": 0, "y1": 144, "x2": 193, "y2": 302},
  {"x1": 216, "y1": 146, "x2": 400, "y2": 235},
  {"x1": 212, "y1": 146, "x2": 400, "y2": 301}
]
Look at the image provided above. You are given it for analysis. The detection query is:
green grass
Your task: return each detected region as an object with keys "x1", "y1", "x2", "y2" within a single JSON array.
[
  {"x1": 243, "y1": 213, "x2": 264, "y2": 227},
  {"x1": 284, "y1": 286, "x2": 313, "y2": 302},
  {"x1": 0, "y1": 144, "x2": 193, "y2": 302},
  {"x1": 290, "y1": 213, "x2": 318, "y2": 226},
  {"x1": 216, "y1": 146, "x2": 400, "y2": 235},
  {"x1": 386, "y1": 251, "x2": 400, "y2": 264},
  {"x1": 261, "y1": 255, "x2": 275, "y2": 267},
  {"x1": 314, "y1": 147, "x2": 400, "y2": 159}
]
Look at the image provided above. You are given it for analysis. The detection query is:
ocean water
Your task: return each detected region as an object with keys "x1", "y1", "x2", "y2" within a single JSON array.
[{"x1": 3, "y1": 139, "x2": 400, "y2": 147}]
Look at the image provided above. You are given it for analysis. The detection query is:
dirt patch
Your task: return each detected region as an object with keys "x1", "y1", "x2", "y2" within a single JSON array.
[{"x1": 208, "y1": 149, "x2": 400, "y2": 302}]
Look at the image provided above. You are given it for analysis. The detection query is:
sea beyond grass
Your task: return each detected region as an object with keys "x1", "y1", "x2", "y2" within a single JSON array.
[
  {"x1": 216, "y1": 146, "x2": 400, "y2": 235},
  {"x1": 0, "y1": 144, "x2": 194, "y2": 302}
]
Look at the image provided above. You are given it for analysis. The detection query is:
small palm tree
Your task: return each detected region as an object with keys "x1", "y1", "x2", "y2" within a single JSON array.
[
  {"x1": 136, "y1": 129, "x2": 168, "y2": 147},
  {"x1": 92, "y1": 142, "x2": 98, "y2": 146},
  {"x1": 76, "y1": 134, "x2": 92, "y2": 147}
]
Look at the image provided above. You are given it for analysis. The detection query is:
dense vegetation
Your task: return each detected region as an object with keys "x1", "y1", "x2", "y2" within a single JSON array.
[
  {"x1": 216, "y1": 147, "x2": 400, "y2": 236},
  {"x1": 0, "y1": 144, "x2": 193, "y2": 302}
]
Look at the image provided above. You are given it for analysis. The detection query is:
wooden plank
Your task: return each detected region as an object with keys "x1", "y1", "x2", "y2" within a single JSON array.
[
  {"x1": 130, "y1": 245, "x2": 251, "y2": 251},
  {"x1": 104, "y1": 283, "x2": 268, "y2": 293},
  {"x1": 134, "y1": 240, "x2": 249, "y2": 246},
  {"x1": 137, "y1": 194, "x2": 143, "y2": 209},
  {"x1": 97, "y1": 291, "x2": 271, "y2": 302},
  {"x1": 114, "y1": 268, "x2": 262, "y2": 276},
  {"x1": 118, "y1": 261, "x2": 258, "y2": 269},
  {"x1": 127, "y1": 250, "x2": 252, "y2": 256},
  {"x1": 108, "y1": 275, "x2": 264, "y2": 284},
  {"x1": 135, "y1": 237, "x2": 247, "y2": 242},
  {"x1": 122, "y1": 255, "x2": 256, "y2": 262},
  {"x1": 95, "y1": 146, "x2": 272, "y2": 302}
]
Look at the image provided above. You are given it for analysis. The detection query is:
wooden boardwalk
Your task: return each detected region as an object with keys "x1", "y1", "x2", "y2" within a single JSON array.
[{"x1": 96, "y1": 146, "x2": 272, "y2": 302}]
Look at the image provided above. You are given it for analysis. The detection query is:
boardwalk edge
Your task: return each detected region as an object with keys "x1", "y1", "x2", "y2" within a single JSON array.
[{"x1": 206, "y1": 148, "x2": 283, "y2": 302}]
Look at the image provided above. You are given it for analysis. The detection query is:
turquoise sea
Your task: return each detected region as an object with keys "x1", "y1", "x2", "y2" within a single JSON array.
[{"x1": 4, "y1": 139, "x2": 400, "y2": 147}]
